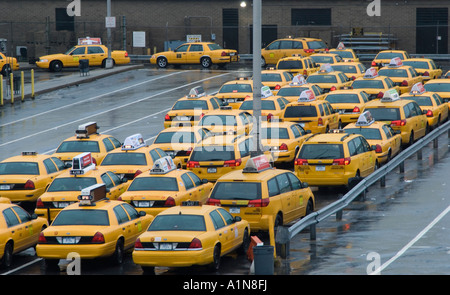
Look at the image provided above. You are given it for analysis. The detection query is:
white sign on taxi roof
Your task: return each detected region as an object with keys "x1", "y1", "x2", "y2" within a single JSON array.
[
  {"x1": 410, "y1": 82, "x2": 426, "y2": 95},
  {"x1": 150, "y1": 156, "x2": 176, "y2": 174},
  {"x1": 319, "y1": 63, "x2": 334, "y2": 73},
  {"x1": 290, "y1": 74, "x2": 307, "y2": 86},
  {"x1": 364, "y1": 67, "x2": 378, "y2": 78},
  {"x1": 298, "y1": 90, "x2": 316, "y2": 102},
  {"x1": 261, "y1": 86, "x2": 273, "y2": 98},
  {"x1": 355, "y1": 111, "x2": 374, "y2": 126},
  {"x1": 381, "y1": 88, "x2": 400, "y2": 102},
  {"x1": 389, "y1": 57, "x2": 403, "y2": 67},
  {"x1": 122, "y1": 134, "x2": 146, "y2": 150},
  {"x1": 336, "y1": 42, "x2": 346, "y2": 50},
  {"x1": 243, "y1": 155, "x2": 271, "y2": 173}
]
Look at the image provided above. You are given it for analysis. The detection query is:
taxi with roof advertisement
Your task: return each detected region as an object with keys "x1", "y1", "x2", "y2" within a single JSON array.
[
  {"x1": 0, "y1": 52, "x2": 19, "y2": 75},
  {"x1": 0, "y1": 200, "x2": 48, "y2": 268},
  {"x1": 261, "y1": 37, "x2": 328, "y2": 67},
  {"x1": 132, "y1": 201, "x2": 250, "y2": 273},
  {"x1": 351, "y1": 67, "x2": 400, "y2": 100},
  {"x1": 306, "y1": 63, "x2": 352, "y2": 93},
  {"x1": 53, "y1": 122, "x2": 122, "y2": 166},
  {"x1": 207, "y1": 155, "x2": 315, "y2": 232},
  {"x1": 378, "y1": 57, "x2": 423, "y2": 94},
  {"x1": 187, "y1": 134, "x2": 274, "y2": 182},
  {"x1": 34, "y1": 153, "x2": 129, "y2": 222},
  {"x1": 260, "y1": 121, "x2": 311, "y2": 164},
  {"x1": 37, "y1": 183, "x2": 153, "y2": 267},
  {"x1": 151, "y1": 126, "x2": 212, "y2": 168},
  {"x1": 0, "y1": 152, "x2": 69, "y2": 203},
  {"x1": 423, "y1": 78, "x2": 450, "y2": 108},
  {"x1": 260, "y1": 68, "x2": 294, "y2": 95},
  {"x1": 215, "y1": 77, "x2": 253, "y2": 109},
  {"x1": 277, "y1": 74, "x2": 326, "y2": 102},
  {"x1": 310, "y1": 52, "x2": 343, "y2": 66},
  {"x1": 281, "y1": 89, "x2": 342, "y2": 134},
  {"x1": 400, "y1": 82, "x2": 448, "y2": 129},
  {"x1": 118, "y1": 156, "x2": 213, "y2": 217},
  {"x1": 371, "y1": 50, "x2": 411, "y2": 70},
  {"x1": 328, "y1": 42, "x2": 360, "y2": 62},
  {"x1": 276, "y1": 55, "x2": 319, "y2": 77},
  {"x1": 402, "y1": 58, "x2": 442, "y2": 81},
  {"x1": 329, "y1": 62, "x2": 366, "y2": 81},
  {"x1": 324, "y1": 89, "x2": 370, "y2": 125},
  {"x1": 344, "y1": 111, "x2": 402, "y2": 164},
  {"x1": 196, "y1": 106, "x2": 253, "y2": 136},
  {"x1": 363, "y1": 88, "x2": 428, "y2": 146},
  {"x1": 99, "y1": 133, "x2": 182, "y2": 179},
  {"x1": 150, "y1": 42, "x2": 239, "y2": 69},
  {"x1": 294, "y1": 130, "x2": 378, "y2": 188},
  {"x1": 239, "y1": 86, "x2": 290, "y2": 122},
  {"x1": 164, "y1": 86, "x2": 224, "y2": 128}
]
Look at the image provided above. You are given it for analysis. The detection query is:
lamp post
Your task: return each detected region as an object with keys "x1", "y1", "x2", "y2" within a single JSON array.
[
  {"x1": 105, "y1": 0, "x2": 114, "y2": 68},
  {"x1": 251, "y1": 0, "x2": 262, "y2": 156}
]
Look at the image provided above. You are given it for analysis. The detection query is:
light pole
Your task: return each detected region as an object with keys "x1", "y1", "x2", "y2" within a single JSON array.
[
  {"x1": 105, "y1": 0, "x2": 114, "y2": 68},
  {"x1": 251, "y1": 0, "x2": 262, "y2": 156}
]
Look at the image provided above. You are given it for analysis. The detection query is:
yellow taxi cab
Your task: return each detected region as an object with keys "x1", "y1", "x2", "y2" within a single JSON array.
[
  {"x1": 34, "y1": 153, "x2": 130, "y2": 222},
  {"x1": 423, "y1": 78, "x2": 450, "y2": 109},
  {"x1": 239, "y1": 89, "x2": 290, "y2": 121},
  {"x1": 351, "y1": 67, "x2": 400, "y2": 100},
  {"x1": 260, "y1": 69, "x2": 294, "y2": 95},
  {"x1": 281, "y1": 90, "x2": 341, "y2": 134},
  {"x1": 403, "y1": 58, "x2": 442, "y2": 81},
  {"x1": 151, "y1": 126, "x2": 212, "y2": 168},
  {"x1": 378, "y1": 57, "x2": 423, "y2": 94},
  {"x1": 261, "y1": 37, "x2": 328, "y2": 67},
  {"x1": 324, "y1": 89, "x2": 370, "y2": 125},
  {"x1": 0, "y1": 201, "x2": 48, "y2": 268},
  {"x1": 36, "y1": 44, "x2": 130, "y2": 72},
  {"x1": 132, "y1": 202, "x2": 250, "y2": 272},
  {"x1": 444, "y1": 71, "x2": 450, "y2": 79},
  {"x1": 197, "y1": 106, "x2": 253, "y2": 136},
  {"x1": 99, "y1": 133, "x2": 182, "y2": 179},
  {"x1": 371, "y1": 50, "x2": 411, "y2": 70},
  {"x1": 276, "y1": 74, "x2": 326, "y2": 102},
  {"x1": 344, "y1": 111, "x2": 402, "y2": 164},
  {"x1": 0, "y1": 52, "x2": 19, "y2": 75},
  {"x1": 118, "y1": 156, "x2": 213, "y2": 217},
  {"x1": 363, "y1": 88, "x2": 428, "y2": 146},
  {"x1": 0, "y1": 152, "x2": 69, "y2": 203},
  {"x1": 186, "y1": 134, "x2": 273, "y2": 182},
  {"x1": 294, "y1": 131, "x2": 377, "y2": 188},
  {"x1": 150, "y1": 42, "x2": 239, "y2": 69},
  {"x1": 261, "y1": 122, "x2": 311, "y2": 164},
  {"x1": 52, "y1": 122, "x2": 122, "y2": 166},
  {"x1": 328, "y1": 42, "x2": 360, "y2": 62},
  {"x1": 275, "y1": 55, "x2": 319, "y2": 77},
  {"x1": 310, "y1": 52, "x2": 343, "y2": 66},
  {"x1": 215, "y1": 77, "x2": 253, "y2": 109},
  {"x1": 329, "y1": 62, "x2": 367, "y2": 81},
  {"x1": 400, "y1": 82, "x2": 449, "y2": 129},
  {"x1": 36, "y1": 183, "x2": 153, "y2": 267},
  {"x1": 306, "y1": 63, "x2": 352, "y2": 93},
  {"x1": 207, "y1": 155, "x2": 315, "y2": 232},
  {"x1": 164, "y1": 86, "x2": 224, "y2": 128}
]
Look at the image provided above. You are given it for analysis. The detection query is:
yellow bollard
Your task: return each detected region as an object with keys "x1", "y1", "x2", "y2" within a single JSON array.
[
  {"x1": 31, "y1": 69, "x2": 35, "y2": 99},
  {"x1": 21, "y1": 71, "x2": 24, "y2": 102},
  {"x1": 0, "y1": 74, "x2": 3, "y2": 106},
  {"x1": 10, "y1": 72, "x2": 14, "y2": 104}
]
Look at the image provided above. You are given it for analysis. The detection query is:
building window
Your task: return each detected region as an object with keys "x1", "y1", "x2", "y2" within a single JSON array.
[
  {"x1": 291, "y1": 8, "x2": 331, "y2": 26},
  {"x1": 55, "y1": 8, "x2": 74, "y2": 31}
]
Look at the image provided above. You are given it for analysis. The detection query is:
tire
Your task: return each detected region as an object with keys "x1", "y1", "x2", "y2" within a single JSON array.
[
  {"x1": 157, "y1": 57, "x2": 168, "y2": 68},
  {"x1": 141, "y1": 266, "x2": 155, "y2": 275},
  {"x1": 0, "y1": 242, "x2": 13, "y2": 268},
  {"x1": 111, "y1": 239, "x2": 124, "y2": 265},
  {"x1": 238, "y1": 228, "x2": 250, "y2": 254},
  {"x1": 209, "y1": 244, "x2": 221, "y2": 271},
  {"x1": 1, "y1": 64, "x2": 11, "y2": 76},
  {"x1": 201, "y1": 57, "x2": 212, "y2": 68},
  {"x1": 261, "y1": 57, "x2": 266, "y2": 68},
  {"x1": 409, "y1": 132, "x2": 414, "y2": 146},
  {"x1": 50, "y1": 60, "x2": 63, "y2": 72},
  {"x1": 306, "y1": 199, "x2": 314, "y2": 215}
]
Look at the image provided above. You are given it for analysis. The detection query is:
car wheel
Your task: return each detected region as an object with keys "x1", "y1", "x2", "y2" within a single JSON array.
[
  {"x1": 201, "y1": 57, "x2": 212, "y2": 68},
  {"x1": 1, "y1": 64, "x2": 11, "y2": 76},
  {"x1": 50, "y1": 60, "x2": 63, "y2": 72},
  {"x1": 157, "y1": 57, "x2": 168, "y2": 68},
  {"x1": 409, "y1": 132, "x2": 414, "y2": 146},
  {"x1": 261, "y1": 57, "x2": 266, "y2": 68},
  {"x1": 238, "y1": 228, "x2": 250, "y2": 254},
  {"x1": 209, "y1": 244, "x2": 221, "y2": 271},
  {"x1": 111, "y1": 239, "x2": 124, "y2": 265},
  {"x1": 306, "y1": 199, "x2": 314, "y2": 215},
  {"x1": 1, "y1": 242, "x2": 13, "y2": 268}
]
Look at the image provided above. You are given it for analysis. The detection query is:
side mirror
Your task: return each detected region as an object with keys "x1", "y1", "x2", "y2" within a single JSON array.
[
  {"x1": 202, "y1": 178, "x2": 208, "y2": 184},
  {"x1": 371, "y1": 145, "x2": 377, "y2": 151},
  {"x1": 233, "y1": 216, "x2": 242, "y2": 223},
  {"x1": 138, "y1": 211, "x2": 146, "y2": 217},
  {"x1": 65, "y1": 162, "x2": 72, "y2": 168},
  {"x1": 31, "y1": 213, "x2": 38, "y2": 220},
  {"x1": 302, "y1": 182, "x2": 309, "y2": 188}
]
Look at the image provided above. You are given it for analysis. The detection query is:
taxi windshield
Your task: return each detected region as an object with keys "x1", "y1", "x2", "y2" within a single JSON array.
[
  {"x1": 325, "y1": 94, "x2": 360, "y2": 103},
  {"x1": 154, "y1": 132, "x2": 196, "y2": 144},
  {"x1": 330, "y1": 51, "x2": 354, "y2": 58},
  {"x1": 0, "y1": 162, "x2": 39, "y2": 175},
  {"x1": 261, "y1": 127, "x2": 290, "y2": 139},
  {"x1": 424, "y1": 83, "x2": 450, "y2": 92},
  {"x1": 261, "y1": 73, "x2": 283, "y2": 82},
  {"x1": 47, "y1": 177, "x2": 97, "y2": 192},
  {"x1": 210, "y1": 182, "x2": 261, "y2": 201},
  {"x1": 277, "y1": 60, "x2": 304, "y2": 69},
  {"x1": 400, "y1": 96, "x2": 433, "y2": 106},
  {"x1": 344, "y1": 128, "x2": 382, "y2": 140},
  {"x1": 284, "y1": 105, "x2": 317, "y2": 118},
  {"x1": 298, "y1": 144, "x2": 344, "y2": 159},
  {"x1": 56, "y1": 141, "x2": 100, "y2": 153},
  {"x1": 307, "y1": 40, "x2": 327, "y2": 49},
  {"x1": 352, "y1": 80, "x2": 384, "y2": 89},
  {"x1": 378, "y1": 69, "x2": 408, "y2": 77},
  {"x1": 240, "y1": 100, "x2": 276, "y2": 110},
  {"x1": 190, "y1": 146, "x2": 235, "y2": 161},
  {"x1": 402, "y1": 61, "x2": 429, "y2": 69},
  {"x1": 100, "y1": 153, "x2": 147, "y2": 166},
  {"x1": 199, "y1": 115, "x2": 237, "y2": 126},
  {"x1": 64, "y1": 46, "x2": 77, "y2": 55},
  {"x1": 219, "y1": 84, "x2": 252, "y2": 93},
  {"x1": 51, "y1": 209, "x2": 110, "y2": 226},
  {"x1": 376, "y1": 52, "x2": 404, "y2": 60},
  {"x1": 307, "y1": 75, "x2": 337, "y2": 84},
  {"x1": 172, "y1": 100, "x2": 208, "y2": 110},
  {"x1": 311, "y1": 56, "x2": 334, "y2": 64},
  {"x1": 331, "y1": 65, "x2": 358, "y2": 73},
  {"x1": 128, "y1": 177, "x2": 178, "y2": 191},
  {"x1": 277, "y1": 87, "x2": 310, "y2": 97},
  {"x1": 364, "y1": 107, "x2": 400, "y2": 121},
  {"x1": 148, "y1": 214, "x2": 206, "y2": 231}
]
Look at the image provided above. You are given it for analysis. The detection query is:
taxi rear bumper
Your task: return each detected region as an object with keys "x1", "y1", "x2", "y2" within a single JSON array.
[
  {"x1": 132, "y1": 248, "x2": 213, "y2": 267},
  {"x1": 36, "y1": 242, "x2": 116, "y2": 260}
]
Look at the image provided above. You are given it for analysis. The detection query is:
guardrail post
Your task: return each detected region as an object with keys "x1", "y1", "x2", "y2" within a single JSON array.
[
  {"x1": 275, "y1": 226, "x2": 290, "y2": 259},
  {"x1": 310, "y1": 223, "x2": 316, "y2": 240},
  {"x1": 417, "y1": 149, "x2": 422, "y2": 160},
  {"x1": 399, "y1": 161, "x2": 404, "y2": 173},
  {"x1": 380, "y1": 175, "x2": 386, "y2": 187},
  {"x1": 434, "y1": 137, "x2": 438, "y2": 148}
]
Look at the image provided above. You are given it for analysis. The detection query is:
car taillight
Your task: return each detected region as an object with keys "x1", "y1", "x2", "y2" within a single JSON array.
[
  {"x1": 248, "y1": 198, "x2": 270, "y2": 207},
  {"x1": 38, "y1": 232, "x2": 47, "y2": 243},
  {"x1": 165, "y1": 114, "x2": 171, "y2": 121},
  {"x1": 371, "y1": 61, "x2": 377, "y2": 66},
  {"x1": 305, "y1": 49, "x2": 314, "y2": 54},
  {"x1": 303, "y1": 69, "x2": 308, "y2": 76},
  {"x1": 426, "y1": 110, "x2": 433, "y2": 117},
  {"x1": 423, "y1": 71, "x2": 429, "y2": 76},
  {"x1": 267, "y1": 113, "x2": 273, "y2": 122},
  {"x1": 92, "y1": 232, "x2": 105, "y2": 244},
  {"x1": 351, "y1": 76, "x2": 356, "y2": 81},
  {"x1": 186, "y1": 161, "x2": 200, "y2": 168},
  {"x1": 221, "y1": 51, "x2": 227, "y2": 56},
  {"x1": 401, "y1": 80, "x2": 408, "y2": 86},
  {"x1": 164, "y1": 196, "x2": 176, "y2": 207},
  {"x1": 274, "y1": 84, "x2": 281, "y2": 90},
  {"x1": 189, "y1": 238, "x2": 202, "y2": 249},
  {"x1": 134, "y1": 170, "x2": 142, "y2": 178},
  {"x1": 330, "y1": 86, "x2": 337, "y2": 91},
  {"x1": 200, "y1": 113, "x2": 205, "y2": 119},
  {"x1": 352, "y1": 106, "x2": 360, "y2": 113},
  {"x1": 333, "y1": 157, "x2": 351, "y2": 165},
  {"x1": 134, "y1": 238, "x2": 143, "y2": 249},
  {"x1": 244, "y1": 95, "x2": 251, "y2": 101},
  {"x1": 279, "y1": 143, "x2": 288, "y2": 151},
  {"x1": 374, "y1": 144, "x2": 383, "y2": 153},
  {"x1": 206, "y1": 198, "x2": 221, "y2": 206},
  {"x1": 185, "y1": 147, "x2": 193, "y2": 156},
  {"x1": 377, "y1": 92, "x2": 384, "y2": 98},
  {"x1": 36, "y1": 198, "x2": 44, "y2": 208},
  {"x1": 224, "y1": 158, "x2": 242, "y2": 167},
  {"x1": 318, "y1": 117, "x2": 323, "y2": 126},
  {"x1": 391, "y1": 119, "x2": 406, "y2": 126},
  {"x1": 125, "y1": 52, "x2": 129, "y2": 57},
  {"x1": 295, "y1": 158, "x2": 308, "y2": 165},
  {"x1": 24, "y1": 180, "x2": 35, "y2": 190}
]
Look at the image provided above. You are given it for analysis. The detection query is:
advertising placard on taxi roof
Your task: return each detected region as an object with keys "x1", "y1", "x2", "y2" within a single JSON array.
[
  {"x1": 388, "y1": 57, "x2": 403, "y2": 68},
  {"x1": 78, "y1": 183, "x2": 107, "y2": 206},
  {"x1": 363, "y1": 67, "x2": 379, "y2": 79},
  {"x1": 381, "y1": 88, "x2": 400, "y2": 102},
  {"x1": 188, "y1": 86, "x2": 206, "y2": 98},
  {"x1": 76, "y1": 122, "x2": 99, "y2": 138},
  {"x1": 319, "y1": 63, "x2": 334, "y2": 73},
  {"x1": 336, "y1": 42, "x2": 346, "y2": 50},
  {"x1": 261, "y1": 86, "x2": 273, "y2": 98},
  {"x1": 243, "y1": 155, "x2": 271, "y2": 173},
  {"x1": 150, "y1": 156, "x2": 176, "y2": 174},
  {"x1": 290, "y1": 74, "x2": 307, "y2": 86},
  {"x1": 410, "y1": 82, "x2": 426, "y2": 95},
  {"x1": 298, "y1": 90, "x2": 316, "y2": 102},
  {"x1": 122, "y1": 133, "x2": 146, "y2": 150},
  {"x1": 355, "y1": 111, "x2": 375, "y2": 126},
  {"x1": 70, "y1": 152, "x2": 95, "y2": 175}
]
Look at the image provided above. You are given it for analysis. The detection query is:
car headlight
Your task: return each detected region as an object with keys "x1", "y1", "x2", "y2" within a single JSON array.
[{"x1": 39, "y1": 59, "x2": 49, "y2": 63}]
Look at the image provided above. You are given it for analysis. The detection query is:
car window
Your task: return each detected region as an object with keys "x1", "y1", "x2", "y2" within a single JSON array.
[
  {"x1": 2, "y1": 208, "x2": 20, "y2": 227},
  {"x1": 287, "y1": 172, "x2": 302, "y2": 190},
  {"x1": 113, "y1": 204, "x2": 130, "y2": 224},
  {"x1": 210, "y1": 210, "x2": 226, "y2": 230},
  {"x1": 51, "y1": 157, "x2": 66, "y2": 171},
  {"x1": 122, "y1": 203, "x2": 139, "y2": 220},
  {"x1": 107, "y1": 171, "x2": 122, "y2": 186},
  {"x1": 187, "y1": 171, "x2": 202, "y2": 186},
  {"x1": 266, "y1": 41, "x2": 280, "y2": 50},
  {"x1": 210, "y1": 97, "x2": 220, "y2": 109},
  {"x1": 101, "y1": 173, "x2": 115, "y2": 189},
  {"x1": 290, "y1": 125, "x2": 301, "y2": 138},
  {"x1": 175, "y1": 45, "x2": 189, "y2": 52},
  {"x1": 43, "y1": 158, "x2": 58, "y2": 174},
  {"x1": 238, "y1": 140, "x2": 250, "y2": 158},
  {"x1": 47, "y1": 177, "x2": 97, "y2": 192},
  {"x1": 56, "y1": 140, "x2": 100, "y2": 153},
  {"x1": 149, "y1": 149, "x2": 161, "y2": 162},
  {"x1": 128, "y1": 176, "x2": 178, "y2": 191},
  {"x1": 181, "y1": 173, "x2": 194, "y2": 190},
  {"x1": 267, "y1": 178, "x2": 280, "y2": 197},
  {"x1": 87, "y1": 46, "x2": 104, "y2": 54},
  {"x1": 52, "y1": 209, "x2": 110, "y2": 226},
  {"x1": 12, "y1": 206, "x2": 32, "y2": 223},
  {"x1": 189, "y1": 44, "x2": 204, "y2": 52},
  {"x1": 276, "y1": 173, "x2": 291, "y2": 194},
  {"x1": 293, "y1": 41, "x2": 303, "y2": 49},
  {"x1": 102, "y1": 138, "x2": 115, "y2": 152},
  {"x1": 148, "y1": 214, "x2": 206, "y2": 231},
  {"x1": 71, "y1": 47, "x2": 86, "y2": 55},
  {"x1": 217, "y1": 208, "x2": 234, "y2": 225}
]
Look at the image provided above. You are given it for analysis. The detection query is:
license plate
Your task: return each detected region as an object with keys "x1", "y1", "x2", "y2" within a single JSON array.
[
  {"x1": 315, "y1": 165, "x2": 326, "y2": 171},
  {"x1": 178, "y1": 116, "x2": 189, "y2": 121},
  {"x1": 58, "y1": 202, "x2": 69, "y2": 208},
  {"x1": 227, "y1": 98, "x2": 236, "y2": 103},
  {"x1": 207, "y1": 167, "x2": 217, "y2": 173},
  {"x1": 159, "y1": 243, "x2": 172, "y2": 250},
  {"x1": 231, "y1": 56, "x2": 237, "y2": 61},
  {"x1": 138, "y1": 201, "x2": 153, "y2": 207},
  {"x1": 0, "y1": 185, "x2": 10, "y2": 190},
  {"x1": 230, "y1": 207, "x2": 240, "y2": 214},
  {"x1": 62, "y1": 237, "x2": 77, "y2": 244}
]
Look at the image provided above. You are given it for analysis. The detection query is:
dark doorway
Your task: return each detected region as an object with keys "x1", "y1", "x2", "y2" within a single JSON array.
[
  {"x1": 416, "y1": 8, "x2": 448, "y2": 54},
  {"x1": 249, "y1": 25, "x2": 278, "y2": 52},
  {"x1": 223, "y1": 9, "x2": 239, "y2": 50}
]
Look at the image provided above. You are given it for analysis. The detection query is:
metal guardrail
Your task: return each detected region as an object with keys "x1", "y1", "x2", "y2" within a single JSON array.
[{"x1": 275, "y1": 119, "x2": 450, "y2": 259}]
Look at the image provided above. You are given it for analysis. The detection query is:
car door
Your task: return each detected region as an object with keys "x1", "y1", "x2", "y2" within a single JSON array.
[
  {"x1": 121, "y1": 202, "x2": 146, "y2": 240},
  {"x1": 209, "y1": 209, "x2": 234, "y2": 253},
  {"x1": 187, "y1": 171, "x2": 210, "y2": 203},
  {"x1": 11, "y1": 206, "x2": 40, "y2": 249},
  {"x1": 65, "y1": 46, "x2": 86, "y2": 67},
  {"x1": 172, "y1": 44, "x2": 189, "y2": 64},
  {"x1": 101, "y1": 171, "x2": 126, "y2": 200},
  {"x1": 286, "y1": 172, "x2": 307, "y2": 218},
  {"x1": 2, "y1": 207, "x2": 26, "y2": 252},
  {"x1": 87, "y1": 45, "x2": 106, "y2": 66},
  {"x1": 112, "y1": 204, "x2": 135, "y2": 249},
  {"x1": 217, "y1": 208, "x2": 242, "y2": 250},
  {"x1": 275, "y1": 173, "x2": 296, "y2": 223},
  {"x1": 263, "y1": 41, "x2": 281, "y2": 65},
  {"x1": 186, "y1": 44, "x2": 204, "y2": 64},
  {"x1": 180, "y1": 172, "x2": 199, "y2": 202}
]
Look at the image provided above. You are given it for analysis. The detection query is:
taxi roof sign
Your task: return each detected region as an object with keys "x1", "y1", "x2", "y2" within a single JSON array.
[
  {"x1": 319, "y1": 63, "x2": 334, "y2": 73},
  {"x1": 243, "y1": 155, "x2": 272, "y2": 173},
  {"x1": 77, "y1": 183, "x2": 107, "y2": 206},
  {"x1": 410, "y1": 82, "x2": 426, "y2": 95},
  {"x1": 355, "y1": 111, "x2": 375, "y2": 126},
  {"x1": 70, "y1": 152, "x2": 95, "y2": 175},
  {"x1": 122, "y1": 133, "x2": 146, "y2": 151},
  {"x1": 22, "y1": 151, "x2": 37, "y2": 156},
  {"x1": 289, "y1": 74, "x2": 307, "y2": 86},
  {"x1": 187, "y1": 86, "x2": 206, "y2": 98},
  {"x1": 336, "y1": 42, "x2": 346, "y2": 50},
  {"x1": 150, "y1": 156, "x2": 177, "y2": 174},
  {"x1": 261, "y1": 86, "x2": 273, "y2": 98},
  {"x1": 381, "y1": 88, "x2": 400, "y2": 102},
  {"x1": 388, "y1": 57, "x2": 403, "y2": 68},
  {"x1": 363, "y1": 67, "x2": 379, "y2": 79},
  {"x1": 76, "y1": 122, "x2": 99, "y2": 138},
  {"x1": 298, "y1": 90, "x2": 316, "y2": 102}
]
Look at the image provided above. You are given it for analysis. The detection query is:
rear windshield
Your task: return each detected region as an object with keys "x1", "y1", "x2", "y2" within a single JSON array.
[
  {"x1": 378, "y1": 69, "x2": 408, "y2": 78},
  {"x1": 219, "y1": 84, "x2": 252, "y2": 93},
  {"x1": 0, "y1": 162, "x2": 39, "y2": 175},
  {"x1": 240, "y1": 100, "x2": 276, "y2": 110},
  {"x1": 344, "y1": 128, "x2": 382, "y2": 140},
  {"x1": 400, "y1": 96, "x2": 433, "y2": 106},
  {"x1": 330, "y1": 51, "x2": 354, "y2": 58},
  {"x1": 261, "y1": 127, "x2": 290, "y2": 139},
  {"x1": 148, "y1": 215, "x2": 206, "y2": 231},
  {"x1": 307, "y1": 75, "x2": 337, "y2": 84},
  {"x1": 307, "y1": 41, "x2": 327, "y2": 49},
  {"x1": 352, "y1": 80, "x2": 384, "y2": 89},
  {"x1": 56, "y1": 141, "x2": 100, "y2": 153},
  {"x1": 261, "y1": 73, "x2": 282, "y2": 82},
  {"x1": 47, "y1": 177, "x2": 97, "y2": 192},
  {"x1": 199, "y1": 115, "x2": 237, "y2": 126},
  {"x1": 101, "y1": 153, "x2": 147, "y2": 166},
  {"x1": 325, "y1": 94, "x2": 360, "y2": 103},
  {"x1": 128, "y1": 177, "x2": 178, "y2": 191},
  {"x1": 277, "y1": 60, "x2": 304, "y2": 70},
  {"x1": 331, "y1": 65, "x2": 358, "y2": 73},
  {"x1": 402, "y1": 61, "x2": 429, "y2": 69},
  {"x1": 51, "y1": 209, "x2": 109, "y2": 226},
  {"x1": 364, "y1": 107, "x2": 401, "y2": 121},
  {"x1": 311, "y1": 56, "x2": 335, "y2": 64},
  {"x1": 210, "y1": 182, "x2": 262, "y2": 200},
  {"x1": 208, "y1": 44, "x2": 223, "y2": 50},
  {"x1": 376, "y1": 52, "x2": 405, "y2": 60},
  {"x1": 298, "y1": 144, "x2": 344, "y2": 159},
  {"x1": 424, "y1": 83, "x2": 450, "y2": 93},
  {"x1": 277, "y1": 87, "x2": 309, "y2": 97},
  {"x1": 284, "y1": 105, "x2": 317, "y2": 117},
  {"x1": 172, "y1": 100, "x2": 208, "y2": 110},
  {"x1": 190, "y1": 146, "x2": 235, "y2": 161},
  {"x1": 154, "y1": 132, "x2": 195, "y2": 144}
]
